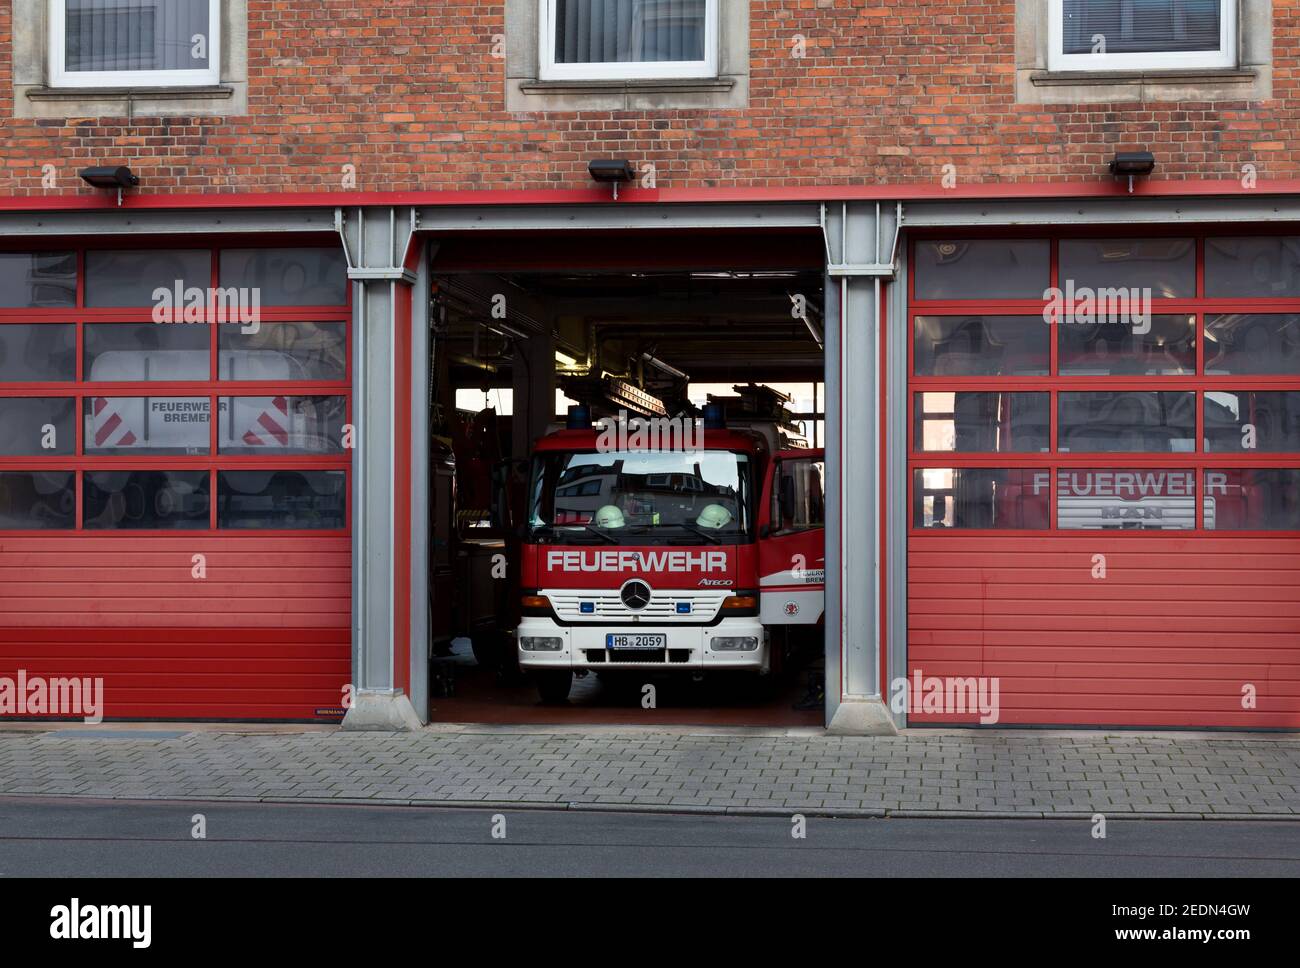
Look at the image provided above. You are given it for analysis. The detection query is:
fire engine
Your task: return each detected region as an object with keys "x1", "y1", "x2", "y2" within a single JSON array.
[{"x1": 514, "y1": 402, "x2": 825, "y2": 703}]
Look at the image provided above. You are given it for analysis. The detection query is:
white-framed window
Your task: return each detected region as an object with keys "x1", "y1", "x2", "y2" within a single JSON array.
[
  {"x1": 539, "y1": 0, "x2": 719, "y2": 81},
  {"x1": 1048, "y1": 0, "x2": 1236, "y2": 72},
  {"x1": 49, "y1": 0, "x2": 221, "y2": 88}
]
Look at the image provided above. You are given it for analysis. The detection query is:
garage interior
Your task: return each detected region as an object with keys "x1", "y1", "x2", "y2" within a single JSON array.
[{"x1": 422, "y1": 230, "x2": 828, "y2": 726}]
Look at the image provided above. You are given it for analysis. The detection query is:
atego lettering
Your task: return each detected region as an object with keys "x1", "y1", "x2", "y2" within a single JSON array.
[{"x1": 548, "y1": 550, "x2": 728, "y2": 574}]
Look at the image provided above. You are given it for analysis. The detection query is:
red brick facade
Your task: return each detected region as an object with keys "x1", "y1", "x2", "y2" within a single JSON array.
[{"x1": 1, "y1": 2, "x2": 1297, "y2": 198}]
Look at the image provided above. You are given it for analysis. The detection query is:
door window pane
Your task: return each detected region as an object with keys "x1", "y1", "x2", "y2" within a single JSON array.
[
  {"x1": 85, "y1": 249, "x2": 210, "y2": 308},
  {"x1": 1205, "y1": 469, "x2": 1300, "y2": 531},
  {"x1": 914, "y1": 392, "x2": 1050, "y2": 453},
  {"x1": 914, "y1": 316, "x2": 1049, "y2": 376},
  {"x1": 1058, "y1": 469, "x2": 1197, "y2": 531},
  {"x1": 219, "y1": 248, "x2": 348, "y2": 307},
  {"x1": 219, "y1": 396, "x2": 348, "y2": 454},
  {"x1": 1058, "y1": 314, "x2": 1196, "y2": 375},
  {"x1": 913, "y1": 240, "x2": 1049, "y2": 300},
  {"x1": 0, "y1": 325, "x2": 76, "y2": 382},
  {"x1": 1205, "y1": 315, "x2": 1300, "y2": 375},
  {"x1": 218, "y1": 470, "x2": 346, "y2": 530},
  {"x1": 1205, "y1": 237, "x2": 1300, "y2": 298},
  {"x1": 64, "y1": 0, "x2": 212, "y2": 73},
  {"x1": 773, "y1": 459, "x2": 824, "y2": 531},
  {"x1": 1058, "y1": 238, "x2": 1195, "y2": 299},
  {"x1": 84, "y1": 470, "x2": 210, "y2": 530},
  {"x1": 85, "y1": 397, "x2": 210, "y2": 455},
  {"x1": 219, "y1": 322, "x2": 347, "y2": 382},
  {"x1": 553, "y1": 0, "x2": 708, "y2": 64},
  {"x1": 1058, "y1": 391, "x2": 1196, "y2": 453},
  {"x1": 0, "y1": 253, "x2": 76, "y2": 308},
  {"x1": 1205, "y1": 391, "x2": 1300, "y2": 453},
  {"x1": 84, "y1": 323, "x2": 210, "y2": 382},
  {"x1": 0, "y1": 471, "x2": 75, "y2": 529},
  {"x1": 0, "y1": 398, "x2": 75, "y2": 455},
  {"x1": 913, "y1": 468, "x2": 1050, "y2": 529}
]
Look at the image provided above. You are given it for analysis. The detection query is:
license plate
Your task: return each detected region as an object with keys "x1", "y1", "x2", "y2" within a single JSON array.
[{"x1": 606, "y1": 634, "x2": 667, "y2": 650}]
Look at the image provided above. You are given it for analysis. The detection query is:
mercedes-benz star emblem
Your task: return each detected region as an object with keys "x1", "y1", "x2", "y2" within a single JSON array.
[{"x1": 620, "y1": 580, "x2": 652, "y2": 611}]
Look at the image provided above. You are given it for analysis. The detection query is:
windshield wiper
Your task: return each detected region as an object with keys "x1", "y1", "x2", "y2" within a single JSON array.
[
  {"x1": 673, "y1": 521, "x2": 723, "y2": 544},
  {"x1": 584, "y1": 524, "x2": 621, "y2": 545}
]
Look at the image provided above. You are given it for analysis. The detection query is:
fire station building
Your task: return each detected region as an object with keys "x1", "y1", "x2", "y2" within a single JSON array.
[{"x1": 0, "y1": 1, "x2": 1297, "y2": 732}]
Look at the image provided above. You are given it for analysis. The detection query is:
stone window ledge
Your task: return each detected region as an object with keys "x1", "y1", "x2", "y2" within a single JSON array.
[
  {"x1": 518, "y1": 77, "x2": 735, "y2": 96},
  {"x1": 1030, "y1": 68, "x2": 1258, "y2": 88},
  {"x1": 26, "y1": 85, "x2": 235, "y2": 102}
]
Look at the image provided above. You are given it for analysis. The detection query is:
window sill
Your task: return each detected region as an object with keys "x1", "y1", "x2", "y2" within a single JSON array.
[
  {"x1": 519, "y1": 77, "x2": 734, "y2": 95},
  {"x1": 26, "y1": 85, "x2": 235, "y2": 102},
  {"x1": 1030, "y1": 68, "x2": 1257, "y2": 88}
]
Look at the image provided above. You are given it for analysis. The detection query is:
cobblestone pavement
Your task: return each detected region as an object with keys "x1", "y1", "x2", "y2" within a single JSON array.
[{"x1": 1, "y1": 725, "x2": 1297, "y2": 819}]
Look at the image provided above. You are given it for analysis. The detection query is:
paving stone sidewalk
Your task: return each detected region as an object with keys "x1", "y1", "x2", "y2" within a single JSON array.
[{"x1": 1, "y1": 726, "x2": 1297, "y2": 819}]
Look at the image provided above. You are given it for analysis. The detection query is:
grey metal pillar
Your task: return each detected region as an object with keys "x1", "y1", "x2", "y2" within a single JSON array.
[
  {"x1": 337, "y1": 206, "x2": 428, "y2": 730},
  {"x1": 822, "y1": 201, "x2": 902, "y2": 735}
]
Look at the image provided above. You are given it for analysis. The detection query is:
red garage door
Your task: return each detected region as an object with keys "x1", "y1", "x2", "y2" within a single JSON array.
[
  {"x1": 0, "y1": 242, "x2": 352, "y2": 721},
  {"x1": 907, "y1": 233, "x2": 1300, "y2": 728}
]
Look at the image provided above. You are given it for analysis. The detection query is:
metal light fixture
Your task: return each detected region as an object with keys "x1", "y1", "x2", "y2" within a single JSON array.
[
  {"x1": 1109, "y1": 151, "x2": 1156, "y2": 194},
  {"x1": 79, "y1": 165, "x2": 139, "y2": 206},
  {"x1": 588, "y1": 159, "x2": 636, "y2": 200}
]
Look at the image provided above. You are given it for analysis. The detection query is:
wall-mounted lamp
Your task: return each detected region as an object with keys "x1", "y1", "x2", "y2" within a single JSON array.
[
  {"x1": 1109, "y1": 151, "x2": 1156, "y2": 194},
  {"x1": 588, "y1": 159, "x2": 636, "y2": 200},
  {"x1": 79, "y1": 165, "x2": 139, "y2": 206}
]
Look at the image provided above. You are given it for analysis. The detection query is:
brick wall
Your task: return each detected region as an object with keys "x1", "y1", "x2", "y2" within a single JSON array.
[{"x1": 1, "y1": 1, "x2": 1296, "y2": 197}]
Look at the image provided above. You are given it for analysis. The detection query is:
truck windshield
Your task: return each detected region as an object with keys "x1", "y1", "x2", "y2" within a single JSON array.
[{"x1": 527, "y1": 450, "x2": 752, "y2": 544}]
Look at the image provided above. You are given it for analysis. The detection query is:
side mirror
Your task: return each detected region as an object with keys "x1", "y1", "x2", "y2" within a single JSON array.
[{"x1": 778, "y1": 474, "x2": 797, "y2": 528}]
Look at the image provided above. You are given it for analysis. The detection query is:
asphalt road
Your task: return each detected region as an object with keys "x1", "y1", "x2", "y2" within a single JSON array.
[{"x1": 0, "y1": 797, "x2": 1297, "y2": 877}]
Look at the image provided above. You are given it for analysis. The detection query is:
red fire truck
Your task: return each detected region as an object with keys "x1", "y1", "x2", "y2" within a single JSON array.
[{"x1": 514, "y1": 404, "x2": 825, "y2": 702}]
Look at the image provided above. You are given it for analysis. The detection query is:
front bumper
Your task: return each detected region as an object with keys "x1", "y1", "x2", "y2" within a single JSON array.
[{"x1": 516, "y1": 616, "x2": 768, "y2": 672}]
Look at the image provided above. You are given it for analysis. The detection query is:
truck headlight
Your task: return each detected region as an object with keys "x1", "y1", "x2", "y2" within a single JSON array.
[
  {"x1": 711, "y1": 636, "x2": 758, "y2": 652},
  {"x1": 520, "y1": 637, "x2": 563, "y2": 652}
]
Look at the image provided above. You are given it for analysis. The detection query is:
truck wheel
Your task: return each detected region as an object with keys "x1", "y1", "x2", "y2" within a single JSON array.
[
  {"x1": 534, "y1": 670, "x2": 573, "y2": 704},
  {"x1": 470, "y1": 634, "x2": 498, "y2": 669}
]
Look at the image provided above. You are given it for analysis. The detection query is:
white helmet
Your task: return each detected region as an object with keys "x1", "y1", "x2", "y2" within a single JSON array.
[
  {"x1": 696, "y1": 504, "x2": 733, "y2": 529},
  {"x1": 593, "y1": 505, "x2": 626, "y2": 529}
]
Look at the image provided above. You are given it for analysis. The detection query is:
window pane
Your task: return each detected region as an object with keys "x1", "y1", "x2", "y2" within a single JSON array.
[
  {"x1": 1059, "y1": 314, "x2": 1196, "y2": 375},
  {"x1": 219, "y1": 322, "x2": 347, "y2": 382},
  {"x1": 0, "y1": 252, "x2": 76, "y2": 308},
  {"x1": 84, "y1": 470, "x2": 210, "y2": 531},
  {"x1": 1205, "y1": 314, "x2": 1300, "y2": 375},
  {"x1": 913, "y1": 240, "x2": 1049, "y2": 300},
  {"x1": 1058, "y1": 469, "x2": 1197, "y2": 531},
  {"x1": 1059, "y1": 391, "x2": 1196, "y2": 453},
  {"x1": 554, "y1": 0, "x2": 707, "y2": 64},
  {"x1": 219, "y1": 396, "x2": 347, "y2": 454},
  {"x1": 774, "y1": 459, "x2": 824, "y2": 530},
  {"x1": 1058, "y1": 238, "x2": 1195, "y2": 299},
  {"x1": 218, "y1": 470, "x2": 346, "y2": 530},
  {"x1": 0, "y1": 398, "x2": 75, "y2": 455},
  {"x1": 85, "y1": 323, "x2": 210, "y2": 381},
  {"x1": 0, "y1": 471, "x2": 75, "y2": 530},
  {"x1": 219, "y1": 248, "x2": 348, "y2": 307},
  {"x1": 914, "y1": 392, "x2": 1050, "y2": 453},
  {"x1": 1205, "y1": 237, "x2": 1300, "y2": 298},
  {"x1": 65, "y1": 0, "x2": 212, "y2": 72},
  {"x1": 1205, "y1": 391, "x2": 1300, "y2": 453},
  {"x1": 913, "y1": 468, "x2": 1050, "y2": 529},
  {"x1": 0, "y1": 325, "x2": 76, "y2": 381},
  {"x1": 85, "y1": 397, "x2": 210, "y2": 455},
  {"x1": 85, "y1": 249, "x2": 210, "y2": 308},
  {"x1": 1061, "y1": 0, "x2": 1222, "y2": 54},
  {"x1": 1205, "y1": 469, "x2": 1300, "y2": 531},
  {"x1": 914, "y1": 316, "x2": 1049, "y2": 376}
]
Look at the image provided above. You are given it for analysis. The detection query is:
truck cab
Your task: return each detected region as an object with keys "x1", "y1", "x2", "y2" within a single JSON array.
[{"x1": 516, "y1": 406, "x2": 824, "y2": 703}]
